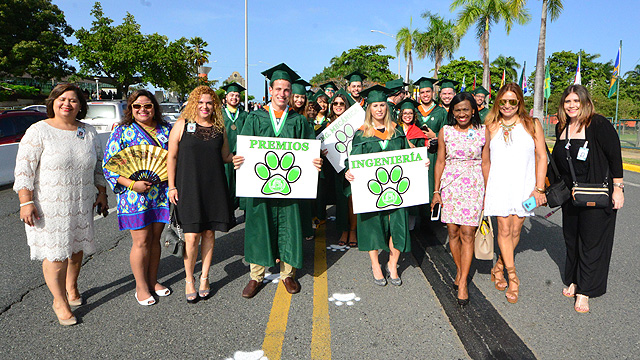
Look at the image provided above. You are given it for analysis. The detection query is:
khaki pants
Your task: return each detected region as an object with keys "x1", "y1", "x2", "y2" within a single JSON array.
[{"x1": 250, "y1": 262, "x2": 296, "y2": 282}]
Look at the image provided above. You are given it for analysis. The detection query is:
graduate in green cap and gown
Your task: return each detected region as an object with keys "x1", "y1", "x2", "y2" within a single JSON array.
[
  {"x1": 290, "y1": 78, "x2": 310, "y2": 115},
  {"x1": 385, "y1": 78, "x2": 408, "y2": 122},
  {"x1": 473, "y1": 86, "x2": 490, "y2": 123},
  {"x1": 345, "y1": 85, "x2": 429, "y2": 286},
  {"x1": 311, "y1": 91, "x2": 335, "y2": 226},
  {"x1": 221, "y1": 82, "x2": 248, "y2": 211},
  {"x1": 344, "y1": 71, "x2": 367, "y2": 107},
  {"x1": 320, "y1": 81, "x2": 338, "y2": 98},
  {"x1": 233, "y1": 63, "x2": 322, "y2": 298},
  {"x1": 437, "y1": 78, "x2": 459, "y2": 113},
  {"x1": 413, "y1": 77, "x2": 447, "y2": 201}
]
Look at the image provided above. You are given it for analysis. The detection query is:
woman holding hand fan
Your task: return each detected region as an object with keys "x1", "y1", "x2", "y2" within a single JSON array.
[{"x1": 103, "y1": 90, "x2": 172, "y2": 306}]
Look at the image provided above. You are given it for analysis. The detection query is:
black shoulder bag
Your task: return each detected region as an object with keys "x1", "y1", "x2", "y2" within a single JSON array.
[
  {"x1": 162, "y1": 205, "x2": 185, "y2": 257},
  {"x1": 565, "y1": 123, "x2": 610, "y2": 208},
  {"x1": 545, "y1": 145, "x2": 570, "y2": 208}
]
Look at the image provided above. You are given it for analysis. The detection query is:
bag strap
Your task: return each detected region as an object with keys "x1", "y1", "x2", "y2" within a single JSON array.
[
  {"x1": 546, "y1": 145, "x2": 562, "y2": 183},
  {"x1": 565, "y1": 122, "x2": 609, "y2": 186}
]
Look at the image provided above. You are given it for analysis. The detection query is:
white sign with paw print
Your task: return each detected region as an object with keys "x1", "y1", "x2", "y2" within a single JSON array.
[
  {"x1": 236, "y1": 135, "x2": 321, "y2": 199},
  {"x1": 316, "y1": 104, "x2": 365, "y2": 172},
  {"x1": 349, "y1": 148, "x2": 430, "y2": 214}
]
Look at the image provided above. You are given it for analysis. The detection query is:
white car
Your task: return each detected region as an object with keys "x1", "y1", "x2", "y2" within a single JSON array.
[
  {"x1": 160, "y1": 102, "x2": 182, "y2": 122},
  {"x1": 82, "y1": 101, "x2": 127, "y2": 132},
  {"x1": 22, "y1": 105, "x2": 47, "y2": 113}
]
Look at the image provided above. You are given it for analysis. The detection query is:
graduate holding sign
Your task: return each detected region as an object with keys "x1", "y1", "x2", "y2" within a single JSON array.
[
  {"x1": 221, "y1": 82, "x2": 248, "y2": 210},
  {"x1": 345, "y1": 85, "x2": 430, "y2": 287},
  {"x1": 232, "y1": 63, "x2": 322, "y2": 298}
]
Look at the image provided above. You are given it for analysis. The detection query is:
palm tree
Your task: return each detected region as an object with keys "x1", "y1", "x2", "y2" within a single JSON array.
[
  {"x1": 414, "y1": 12, "x2": 461, "y2": 79},
  {"x1": 491, "y1": 55, "x2": 521, "y2": 82},
  {"x1": 188, "y1": 37, "x2": 211, "y2": 67},
  {"x1": 450, "y1": 0, "x2": 530, "y2": 90},
  {"x1": 532, "y1": 0, "x2": 563, "y2": 120},
  {"x1": 396, "y1": 17, "x2": 420, "y2": 83}
]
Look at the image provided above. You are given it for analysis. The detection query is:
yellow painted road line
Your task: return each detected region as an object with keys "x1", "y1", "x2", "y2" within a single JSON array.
[
  {"x1": 311, "y1": 225, "x2": 331, "y2": 360},
  {"x1": 262, "y1": 281, "x2": 292, "y2": 360},
  {"x1": 623, "y1": 163, "x2": 640, "y2": 173}
]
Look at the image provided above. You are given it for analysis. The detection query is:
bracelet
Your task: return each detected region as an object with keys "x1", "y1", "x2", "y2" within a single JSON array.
[
  {"x1": 433, "y1": 190, "x2": 441, "y2": 194},
  {"x1": 97, "y1": 191, "x2": 107, "y2": 195},
  {"x1": 168, "y1": 187, "x2": 177, "y2": 192},
  {"x1": 20, "y1": 201, "x2": 34, "y2": 207},
  {"x1": 535, "y1": 187, "x2": 546, "y2": 194},
  {"x1": 127, "y1": 181, "x2": 136, "y2": 191}
]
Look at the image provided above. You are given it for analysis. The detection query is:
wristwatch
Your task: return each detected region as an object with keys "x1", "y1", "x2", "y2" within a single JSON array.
[{"x1": 613, "y1": 182, "x2": 624, "y2": 192}]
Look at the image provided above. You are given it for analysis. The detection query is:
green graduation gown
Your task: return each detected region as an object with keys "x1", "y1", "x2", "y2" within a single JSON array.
[
  {"x1": 387, "y1": 101, "x2": 398, "y2": 122},
  {"x1": 222, "y1": 106, "x2": 248, "y2": 210},
  {"x1": 240, "y1": 107, "x2": 315, "y2": 269},
  {"x1": 416, "y1": 104, "x2": 448, "y2": 200},
  {"x1": 478, "y1": 106, "x2": 489, "y2": 124},
  {"x1": 313, "y1": 118, "x2": 336, "y2": 221},
  {"x1": 348, "y1": 126, "x2": 411, "y2": 253}
]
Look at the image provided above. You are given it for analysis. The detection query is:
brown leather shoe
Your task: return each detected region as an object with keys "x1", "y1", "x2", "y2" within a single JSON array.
[
  {"x1": 242, "y1": 280, "x2": 261, "y2": 298},
  {"x1": 282, "y1": 277, "x2": 300, "y2": 294}
]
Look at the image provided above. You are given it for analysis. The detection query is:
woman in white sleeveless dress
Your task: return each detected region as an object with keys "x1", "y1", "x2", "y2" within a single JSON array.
[{"x1": 484, "y1": 83, "x2": 547, "y2": 304}]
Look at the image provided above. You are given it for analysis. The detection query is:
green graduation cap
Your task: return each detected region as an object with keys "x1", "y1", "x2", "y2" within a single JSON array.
[
  {"x1": 329, "y1": 88, "x2": 350, "y2": 103},
  {"x1": 291, "y1": 78, "x2": 311, "y2": 95},
  {"x1": 395, "y1": 98, "x2": 420, "y2": 112},
  {"x1": 306, "y1": 90, "x2": 315, "y2": 99},
  {"x1": 344, "y1": 70, "x2": 367, "y2": 84},
  {"x1": 320, "y1": 81, "x2": 338, "y2": 91},
  {"x1": 261, "y1": 63, "x2": 300, "y2": 86},
  {"x1": 473, "y1": 86, "x2": 490, "y2": 96},
  {"x1": 313, "y1": 90, "x2": 329, "y2": 102},
  {"x1": 413, "y1": 77, "x2": 438, "y2": 90},
  {"x1": 361, "y1": 85, "x2": 393, "y2": 104},
  {"x1": 221, "y1": 82, "x2": 245, "y2": 94},
  {"x1": 385, "y1": 78, "x2": 408, "y2": 92},
  {"x1": 437, "y1": 78, "x2": 460, "y2": 90}
]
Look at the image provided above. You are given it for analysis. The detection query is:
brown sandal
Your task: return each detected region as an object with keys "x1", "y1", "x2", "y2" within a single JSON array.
[
  {"x1": 505, "y1": 266, "x2": 519, "y2": 304},
  {"x1": 491, "y1": 256, "x2": 508, "y2": 291}
]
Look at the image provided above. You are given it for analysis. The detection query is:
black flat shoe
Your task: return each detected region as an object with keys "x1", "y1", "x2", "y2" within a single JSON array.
[
  {"x1": 457, "y1": 297, "x2": 469, "y2": 307},
  {"x1": 453, "y1": 283, "x2": 458, "y2": 291}
]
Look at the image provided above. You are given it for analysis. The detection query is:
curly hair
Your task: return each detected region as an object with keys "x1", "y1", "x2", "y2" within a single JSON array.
[
  {"x1": 397, "y1": 107, "x2": 418, "y2": 126},
  {"x1": 46, "y1": 83, "x2": 87, "y2": 120},
  {"x1": 181, "y1": 86, "x2": 224, "y2": 133},
  {"x1": 121, "y1": 89, "x2": 166, "y2": 126}
]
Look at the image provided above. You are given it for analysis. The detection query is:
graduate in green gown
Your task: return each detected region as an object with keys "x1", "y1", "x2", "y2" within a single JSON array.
[
  {"x1": 320, "y1": 81, "x2": 337, "y2": 98},
  {"x1": 437, "y1": 78, "x2": 459, "y2": 113},
  {"x1": 344, "y1": 71, "x2": 367, "y2": 107},
  {"x1": 473, "y1": 86, "x2": 490, "y2": 123},
  {"x1": 221, "y1": 82, "x2": 248, "y2": 211},
  {"x1": 311, "y1": 91, "x2": 335, "y2": 224},
  {"x1": 290, "y1": 78, "x2": 310, "y2": 115},
  {"x1": 413, "y1": 77, "x2": 447, "y2": 201},
  {"x1": 232, "y1": 63, "x2": 322, "y2": 298},
  {"x1": 385, "y1": 78, "x2": 408, "y2": 122},
  {"x1": 345, "y1": 85, "x2": 429, "y2": 286}
]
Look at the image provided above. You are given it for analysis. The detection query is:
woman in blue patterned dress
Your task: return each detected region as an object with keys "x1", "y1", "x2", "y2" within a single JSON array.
[
  {"x1": 431, "y1": 92, "x2": 489, "y2": 306},
  {"x1": 103, "y1": 90, "x2": 172, "y2": 306}
]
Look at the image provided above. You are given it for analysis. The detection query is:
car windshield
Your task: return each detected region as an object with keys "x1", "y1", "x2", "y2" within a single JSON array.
[
  {"x1": 161, "y1": 104, "x2": 180, "y2": 113},
  {"x1": 86, "y1": 104, "x2": 116, "y2": 119}
]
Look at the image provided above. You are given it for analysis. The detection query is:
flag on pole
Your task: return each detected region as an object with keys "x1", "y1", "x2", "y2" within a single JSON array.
[
  {"x1": 461, "y1": 75, "x2": 466, "y2": 92},
  {"x1": 544, "y1": 61, "x2": 551, "y2": 100},
  {"x1": 608, "y1": 45, "x2": 621, "y2": 98},
  {"x1": 574, "y1": 53, "x2": 582, "y2": 85},
  {"x1": 500, "y1": 68, "x2": 505, "y2": 88},
  {"x1": 473, "y1": 72, "x2": 477, "y2": 90},
  {"x1": 518, "y1": 61, "x2": 528, "y2": 94}
]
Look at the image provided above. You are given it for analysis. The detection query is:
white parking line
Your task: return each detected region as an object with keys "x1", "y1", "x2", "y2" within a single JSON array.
[
  {"x1": 625, "y1": 181, "x2": 640, "y2": 188},
  {"x1": 93, "y1": 206, "x2": 117, "y2": 221}
]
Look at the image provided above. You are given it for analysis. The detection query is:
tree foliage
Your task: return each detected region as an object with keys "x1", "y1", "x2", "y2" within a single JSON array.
[
  {"x1": 71, "y1": 2, "x2": 199, "y2": 97},
  {"x1": 414, "y1": 12, "x2": 460, "y2": 78},
  {"x1": 491, "y1": 55, "x2": 520, "y2": 83},
  {"x1": 310, "y1": 45, "x2": 396, "y2": 86},
  {"x1": 0, "y1": 0, "x2": 74, "y2": 80},
  {"x1": 437, "y1": 57, "x2": 504, "y2": 94}
]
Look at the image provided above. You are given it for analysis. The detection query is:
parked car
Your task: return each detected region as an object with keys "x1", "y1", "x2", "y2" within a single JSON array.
[
  {"x1": 160, "y1": 102, "x2": 182, "y2": 122},
  {"x1": 0, "y1": 110, "x2": 48, "y2": 145},
  {"x1": 22, "y1": 105, "x2": 47, "y2": 113},
  {"x1": 81, "y1": 100, "x2": 127, "y2": 132}
]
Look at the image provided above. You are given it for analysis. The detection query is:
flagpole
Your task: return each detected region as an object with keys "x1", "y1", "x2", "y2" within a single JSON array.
[{"x1": 614, "y1": 40, "x2": 622, "y2": 129}]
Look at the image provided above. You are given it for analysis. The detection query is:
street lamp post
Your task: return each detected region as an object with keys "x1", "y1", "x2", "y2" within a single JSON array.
[
  {"x1": 94, "y1": 77, "x2": 99, "y2": 100},
  {"x1": 244, "y1": 0, "x2": 248, "y2": 107},
  {"x1": 370, "y1": 30, "x2": 401, "y2": 80}
]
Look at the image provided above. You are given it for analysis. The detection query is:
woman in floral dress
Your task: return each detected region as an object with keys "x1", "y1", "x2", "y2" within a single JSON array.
[{"x1": 431, "y1": 92, "x2": 489, "y2": 306}]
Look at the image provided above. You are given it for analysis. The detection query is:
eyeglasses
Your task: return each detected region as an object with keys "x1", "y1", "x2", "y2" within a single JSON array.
[
  {"x1": 498, "y1": 99, "x2": 519, "y2": 107},
  {"x1": 333, "y1": 102, "x2": 346, "y2": 106},
  {"x1": 132, "y1": 103, "x2": 154, "y2": 110}
]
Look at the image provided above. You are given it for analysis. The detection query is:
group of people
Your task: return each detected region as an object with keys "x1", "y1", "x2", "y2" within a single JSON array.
[{"x1": 14, "y1": 62, "x2": 624, "y2": 326}]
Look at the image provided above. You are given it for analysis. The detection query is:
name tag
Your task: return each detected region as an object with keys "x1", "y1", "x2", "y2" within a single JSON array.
[
  {"x1": 157, "y1": 134, "x2": 168, "y2": 143},
  {"x1": 76, "y1": 127, "x2": 86, "y2": 139},
  {"x1": 577, "y1": 141, "x2": 589, "y2": 161},
  {"x1": 186, "y1": 123, "x2": 196, "y2": 133}
]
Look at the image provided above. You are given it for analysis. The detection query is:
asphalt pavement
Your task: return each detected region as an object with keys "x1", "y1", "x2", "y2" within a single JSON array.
[{"x1": 1, "y1": 170, "x2": 639, "y2": 359}]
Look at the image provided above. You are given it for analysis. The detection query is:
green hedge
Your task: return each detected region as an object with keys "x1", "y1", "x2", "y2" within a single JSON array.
[{"x1": 0, "y1": 83, "x2": 41, "y2": 101}]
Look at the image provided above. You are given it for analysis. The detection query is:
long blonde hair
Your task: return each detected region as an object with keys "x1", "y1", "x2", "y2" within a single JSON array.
[
  {"x1": 485, "y1": 82, "x2": 536, "y2": 138},
  {"x1": 181, "y1": 86, "x2": 225, "y2": 133},
  {"x1": 362, "y1": 102, "x2": 394, "y2": 139}
]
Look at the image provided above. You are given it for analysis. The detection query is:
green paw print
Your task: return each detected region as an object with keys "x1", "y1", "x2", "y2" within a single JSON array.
[
  {"x1": 255, "y1": 151, "x2": 301, "y2": 195},
  {"x1": 335, "y1": 124, "x2": 354, "y2": 154},
  {"x1": 367, "y1": 165, "x2": 410, "y2": 208}
]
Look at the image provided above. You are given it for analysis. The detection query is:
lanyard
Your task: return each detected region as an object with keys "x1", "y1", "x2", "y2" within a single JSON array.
[
  {"x1": 225, "y1": 107, "x2": 239, "y2": 123},
  {"x1": 268, "y1": 104, "x2": 289, "y2": 137}
]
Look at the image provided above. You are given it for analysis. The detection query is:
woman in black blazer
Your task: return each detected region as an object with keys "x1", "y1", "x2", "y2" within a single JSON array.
[{"x1": 551, "y1": 84, "x2": 624, "y2": 313}]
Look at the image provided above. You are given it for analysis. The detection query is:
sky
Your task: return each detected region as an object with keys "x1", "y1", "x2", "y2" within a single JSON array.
[{"x1": 54, "y1": 0, "x2": 638, "y2": 99}]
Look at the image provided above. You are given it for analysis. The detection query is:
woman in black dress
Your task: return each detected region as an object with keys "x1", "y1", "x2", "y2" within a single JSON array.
[
  {"x1": 167, "y1": 86, "x2": 235, "y2": 303},
  {"x1": 552, "y1": 85, "x2": 624, "y2": 313}
]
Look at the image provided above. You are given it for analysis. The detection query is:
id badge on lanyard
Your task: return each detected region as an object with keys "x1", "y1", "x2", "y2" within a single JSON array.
[{"x1": 577, "y1": 141, "x2": 589, "y2": 161}]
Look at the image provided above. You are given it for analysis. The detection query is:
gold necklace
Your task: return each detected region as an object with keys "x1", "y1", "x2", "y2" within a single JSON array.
[{"x1": 500, "y1": 120, "x2": 517, "y2": 145}]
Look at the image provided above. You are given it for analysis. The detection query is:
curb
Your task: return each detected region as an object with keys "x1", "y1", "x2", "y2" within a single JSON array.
[{"x1": 623, "y1": 163, "x2": 640, "y2": 173}]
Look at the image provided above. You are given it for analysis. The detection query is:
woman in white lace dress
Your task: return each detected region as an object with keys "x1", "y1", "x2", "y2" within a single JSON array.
[
  {"x1": 14, "y1": 84, "x2": 107, "y2": 326},
  {"x1": 484, "y1": 83, "x2": 547, "y2": 304}
]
